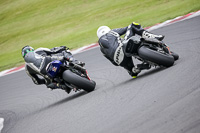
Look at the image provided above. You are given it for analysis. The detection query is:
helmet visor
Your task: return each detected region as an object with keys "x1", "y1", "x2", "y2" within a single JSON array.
[{"x1": 22, "y1": 47, "x2": 34, "y2": 57}]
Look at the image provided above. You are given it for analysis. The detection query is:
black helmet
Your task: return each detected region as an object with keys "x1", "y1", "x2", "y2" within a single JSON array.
[{"x1": 22, "y1": 45, "x2": 34, "y2": 58}]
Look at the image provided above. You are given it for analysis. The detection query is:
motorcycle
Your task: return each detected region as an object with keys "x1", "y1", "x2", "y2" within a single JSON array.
[
  {"x1": 123, "y1": 36, "x2": 179, "y2": 68},
  {"x1": 46, "y1": 47, "x2": 96, "y2": 93}
]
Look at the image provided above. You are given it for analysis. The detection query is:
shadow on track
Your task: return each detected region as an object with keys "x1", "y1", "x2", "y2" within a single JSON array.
[
  {"x1": 26, "y1": 91, "x2": 87, "y2": 118},
  {"x1": 44, "y1": 91, "x2": 87, "y2": 109},
  {"x1": 138, "y1": 67, "x2": 166, "y2": 78}
]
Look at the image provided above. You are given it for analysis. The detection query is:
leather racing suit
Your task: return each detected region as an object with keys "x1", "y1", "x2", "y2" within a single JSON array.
[
  {"x1": 98, "y1": 23, "x2": 144, "y2": 73},
  {"x1": 24, "y1": 46, "x2": 77, "y2": 93}
]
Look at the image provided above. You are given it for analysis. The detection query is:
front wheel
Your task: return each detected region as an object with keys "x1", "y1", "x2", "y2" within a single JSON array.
[
  {"x1": 170, "y1": 51, "x2": 179, "y2": 60},
  {"x1": 138, "y1": 46, "x2": 175, "y2": 67},
  {"x1": 62, "y1": 70, "x2": 96, "y2": 92}
]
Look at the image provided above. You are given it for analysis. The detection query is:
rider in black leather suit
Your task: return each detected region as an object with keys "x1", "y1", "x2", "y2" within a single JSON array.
[
  {"x1": 97, "y1": 22, "x2": 164, "y2": 77},
  {"x1": 22, "y1": 46, "x2": 84, "y2": 93}
]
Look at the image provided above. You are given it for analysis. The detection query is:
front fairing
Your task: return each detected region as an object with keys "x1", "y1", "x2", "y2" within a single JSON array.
[{"x1": 46, "y1": 60, "x2": 62, "y2": 78}]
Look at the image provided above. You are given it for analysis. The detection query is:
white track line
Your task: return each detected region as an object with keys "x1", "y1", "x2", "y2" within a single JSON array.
[
  {"x1": 0, "y1": 118, "x2": 4, "y2": 133},
  {"x1": 148, "y1": 10, "x2": 200, "y2": 31},
  {"x1": 186, "y1": 10, "x2": 200, "y2": 20}
]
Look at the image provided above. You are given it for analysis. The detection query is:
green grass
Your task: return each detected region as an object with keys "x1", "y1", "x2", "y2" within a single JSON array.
[{"x1": 0, "y1": 0, "x2": 199, "y2": 71}]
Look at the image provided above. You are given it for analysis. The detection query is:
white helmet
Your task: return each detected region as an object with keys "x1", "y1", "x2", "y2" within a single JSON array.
[{"x1": 97, "y1": 26, "x2": 111, "y2": 39}]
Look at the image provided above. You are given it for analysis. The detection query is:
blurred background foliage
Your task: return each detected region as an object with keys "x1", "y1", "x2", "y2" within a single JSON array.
[{"x1": 0, "y1": 0, "x2": 199, "y2": 71}]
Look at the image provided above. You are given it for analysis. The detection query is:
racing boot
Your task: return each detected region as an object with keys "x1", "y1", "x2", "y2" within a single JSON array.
[
  {"x1": 128, "y1": 67, "x2": 141, "y2": 78},
  {"x1": 129, "y1": 63, "x2": 151, "y2": 78},
  {"x1": 47, "y1": 83, "x2": 59, "y2": 90},
  {"x1": 142, "y1": 31, "x2": 164, "y2": 41}
]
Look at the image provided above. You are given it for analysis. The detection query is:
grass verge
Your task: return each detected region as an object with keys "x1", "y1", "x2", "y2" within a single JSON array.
[{"x1": 0, "y1": 0, "x2": 199, "y2": 71}]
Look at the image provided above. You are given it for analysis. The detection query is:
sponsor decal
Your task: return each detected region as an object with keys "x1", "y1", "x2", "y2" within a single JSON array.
[
  {"x1": 114, "y1": 43, "x2": 124, "y2": 65},
  {"x1": 52, "y1": 66, "x2": 57, "y2": 72}
]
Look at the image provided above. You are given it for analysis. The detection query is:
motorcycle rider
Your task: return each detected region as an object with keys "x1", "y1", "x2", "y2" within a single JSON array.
[
  {"x1": 21, "y1": 45, "x2": 85, "y2": 93},
  {"x1": 97, "y1": 22, "x2": 165, "y2": 78}
]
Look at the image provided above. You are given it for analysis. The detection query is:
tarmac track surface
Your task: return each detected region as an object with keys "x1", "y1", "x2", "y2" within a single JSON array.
[{"x1": 0, "y1": 15, "x2": 200, "y2": 133}]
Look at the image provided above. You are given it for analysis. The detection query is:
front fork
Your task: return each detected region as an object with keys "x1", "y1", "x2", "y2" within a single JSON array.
[
  {"x1": 72, "y1": 63, "x2": 91, "y2": 80},
  {"x1": 161, "y1": 42, "x2": 171, "y2": 54},
  {"x1": 85, "y1": 70, "x2": 91, "y2": 80}
]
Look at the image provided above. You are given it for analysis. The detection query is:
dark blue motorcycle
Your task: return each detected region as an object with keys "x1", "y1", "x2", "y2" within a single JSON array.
[{"x1": 46, "y1": 53, "x2": 96, "y2": 93}]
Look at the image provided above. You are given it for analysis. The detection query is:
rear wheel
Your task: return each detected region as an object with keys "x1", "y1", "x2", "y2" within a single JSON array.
[
  {"x1": 138, "y1": 46, "x2": 174, "y2": 67},
  {"x1": 62, "y1": 70, "x2": 96, "y2": 92}
]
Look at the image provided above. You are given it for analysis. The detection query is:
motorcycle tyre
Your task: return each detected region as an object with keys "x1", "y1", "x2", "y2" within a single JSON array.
[
  {"x1": 170, "y1": 51, "x2": 179, "y2": 61},
  {"x1": 138, "y1": 46, "x2": 174, "y2": 67},
  {"x1": 62, "y1": 70, "x2": 96, "y2": 92}
]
